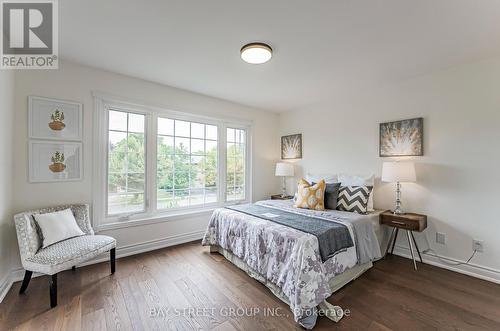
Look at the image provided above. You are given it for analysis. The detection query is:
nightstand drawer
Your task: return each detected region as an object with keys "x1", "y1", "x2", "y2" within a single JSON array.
[
  {"x1": 380, "y1": 212, "x2": 427, "y2": 231},
  {"x1": 381, "y1": 217, "x2": 418, "y2": 230}
]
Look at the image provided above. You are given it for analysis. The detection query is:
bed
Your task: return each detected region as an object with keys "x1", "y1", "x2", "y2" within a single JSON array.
[{"x1": 201, "y1": 199, "x2": 386, "y2": 329}]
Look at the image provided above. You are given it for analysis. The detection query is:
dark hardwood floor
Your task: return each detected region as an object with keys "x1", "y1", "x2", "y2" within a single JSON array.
[{"x1": 1, "y1": 241, "x2": 499, "y2": 330}]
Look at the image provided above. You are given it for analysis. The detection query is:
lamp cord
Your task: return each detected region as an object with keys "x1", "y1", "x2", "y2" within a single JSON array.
[{"x1": 424, "y1": 248, "x2": 477, "y2": 266}]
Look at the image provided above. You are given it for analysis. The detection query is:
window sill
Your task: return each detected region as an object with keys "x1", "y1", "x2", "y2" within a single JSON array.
[
  {"x1": 95, "y1": 200, "x2": 249, "y2": 232},
  {"x1": 96, "y1": 206, "x2": 216, "y2": 232}
]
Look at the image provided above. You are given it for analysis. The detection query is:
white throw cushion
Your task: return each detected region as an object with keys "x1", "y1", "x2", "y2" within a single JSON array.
[
  {"x1": 338, "y1": 174, "x2": 375, "y2": 211},
  {"x1": 305, "y1": 173, "x2": 338, "y2": 184},
  {"x1": 34, "y1": 209, "x2": 85, "y2": 248}
]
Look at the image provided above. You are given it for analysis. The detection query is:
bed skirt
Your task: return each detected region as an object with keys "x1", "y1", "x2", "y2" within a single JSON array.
[{"x1": 210, "y1": 245, "x2": 372, "y2": 328}]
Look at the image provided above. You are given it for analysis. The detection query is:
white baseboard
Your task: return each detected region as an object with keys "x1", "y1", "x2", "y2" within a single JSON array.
[
  {"x1": 3, "y1": 233, "x2": 499, "y2": 303},
  {"x1": 392, "y1": 245, "x2": 500, "y2": 284},
  {"x1": 0, "y1": 230, "x2": 205, "y2": 303},
  {"x1": 80, "y1": 229, "x2": 206, "y2": 267}
]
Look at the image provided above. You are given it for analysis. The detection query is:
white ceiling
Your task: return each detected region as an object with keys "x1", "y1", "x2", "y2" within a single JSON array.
[{"x1": 60, "y1": 0, "x2": 500, "y2": 112}]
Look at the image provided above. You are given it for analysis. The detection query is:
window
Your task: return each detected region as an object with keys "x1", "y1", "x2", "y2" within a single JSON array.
[
  {"x1": 94, "y1": 94, "x2": 251, "y2": 228},
  {"x1": 157, "y1": 117, "x2": 218, "y2": 209},
  {"x1": 107, "y1": 110, "x2": 146, "y2": 215},
  {"x1": 226, "y1": 128, "x2": 246, "y2": 201}
]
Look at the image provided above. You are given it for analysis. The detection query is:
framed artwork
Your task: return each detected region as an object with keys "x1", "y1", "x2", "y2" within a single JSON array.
[
  {"x1": 29, "y1": 141, "x2": 83, "y2": 182},
  {"x1": 281, "y1": 133, "x2": 302, "y2": 159},
  {"x1": 380, "y1": 117, "x2": 423, "y2": 157},
  {"x1": 29, "y1": 96, "x2": 83, "y2": 141}
]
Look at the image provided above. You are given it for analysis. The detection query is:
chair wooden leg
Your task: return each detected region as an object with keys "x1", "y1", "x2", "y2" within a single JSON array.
[
  {"x1": 49, "y1": 274, "x2": 57, "y2": 308},
  {"x1": 19, "y1": 270, "x2": 33, "y2": 294},
  {"x1": 110, "y1": 248, "x2": 116, "y2": 274}
]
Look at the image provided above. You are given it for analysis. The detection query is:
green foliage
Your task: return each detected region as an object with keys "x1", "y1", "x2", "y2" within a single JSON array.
[
  {"x1": 51, "y1": 151, "x2": 64, "y2": 163},
  {"x1": 205, "y1": 147, "x2": 217, "y2": 188},
  {"x1": 108, "y1": 133, "x2": 245, "y2": 210},
  {"x1": 108, "y1": 133, "x2": 145, "y2": 205},
  {"x1": 51, "y1": 109, "x2": 64, "y2": 122},
  {"x1": 226, "y1": 144, "x2": 245, "y2": 185}
]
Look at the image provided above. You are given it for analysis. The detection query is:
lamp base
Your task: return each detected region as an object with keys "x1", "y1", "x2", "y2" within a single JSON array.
[
  {"x1": 281, "y1": 176, "x2": 287, "y2": 198},
  {"x1": 393, "y1": 181, "x2": 405, "y2": 215}
]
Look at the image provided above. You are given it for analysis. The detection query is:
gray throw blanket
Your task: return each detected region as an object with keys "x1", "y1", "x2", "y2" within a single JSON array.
[{"x1": 226, "y1": 204, "x2": 354, "y2": 261}]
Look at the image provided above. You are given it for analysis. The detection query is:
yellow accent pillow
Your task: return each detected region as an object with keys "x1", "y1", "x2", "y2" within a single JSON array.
[{"x1": 293, "y1": 179, "x2": 326, "y2": 210}]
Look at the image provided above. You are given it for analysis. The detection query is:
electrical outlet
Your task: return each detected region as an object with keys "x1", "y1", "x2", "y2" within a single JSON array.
[
  {"x1": 436, "y1": 232, "x2": 446, "y2": 245},
  {"x1": 473, "y1": 240, "x2": 484, "y2": 253}
]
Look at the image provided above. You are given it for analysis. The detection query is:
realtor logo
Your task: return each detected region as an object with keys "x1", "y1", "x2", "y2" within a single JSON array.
[{"x1": 1, "y1": 0, "x2": 58, "y2": 69}]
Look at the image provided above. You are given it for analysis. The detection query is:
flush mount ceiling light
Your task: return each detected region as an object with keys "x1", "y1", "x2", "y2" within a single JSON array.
[{"x1": 240, "y1": 42, "x2": 273, "y2": 64}]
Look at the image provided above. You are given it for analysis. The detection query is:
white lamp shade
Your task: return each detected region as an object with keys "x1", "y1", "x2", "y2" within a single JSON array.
[
  {"x1": 381, "y1": 162, "x2": 416, "y2": 183},
  {"x1": 275, "y1": 162, "x2": 294, "y2": 177}
]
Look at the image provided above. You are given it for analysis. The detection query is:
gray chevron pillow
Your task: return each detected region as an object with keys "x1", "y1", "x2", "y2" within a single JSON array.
[{"x1": 336, "y1": 186, "x2": 373, "y2": 214}]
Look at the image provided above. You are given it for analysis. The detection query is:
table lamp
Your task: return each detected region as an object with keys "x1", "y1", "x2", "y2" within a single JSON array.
[
  {"x1": 275, "y1": 162, "x2": 294, "y2": 197},
  {"x1": 381, "y1": 161, "x2": 416, "y2": 215}
]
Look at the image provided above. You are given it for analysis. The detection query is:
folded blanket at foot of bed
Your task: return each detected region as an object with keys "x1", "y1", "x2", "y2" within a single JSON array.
[{"x1": 226, "y1": 204, "x2": 354, "y2": 262}]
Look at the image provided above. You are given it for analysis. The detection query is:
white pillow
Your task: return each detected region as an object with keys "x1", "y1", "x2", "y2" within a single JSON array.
[
  {"x1": 305, "y1": 173, "x2": 338, "y2": 184},
  {"x1": 338, "y1": 174, "x2": 375, "y2": 211},
  {"x1": 34, "y1": 209, "x2": 85, "y2": 248}
]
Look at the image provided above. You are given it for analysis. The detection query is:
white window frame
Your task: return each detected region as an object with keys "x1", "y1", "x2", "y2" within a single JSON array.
[
  {"x1": 225, "y1": 127, "x2": 248, "y2": 202},
  {"x1": 155, "y1": 115, "x2": 219, "y2": 213},
  {"x1": 106, "y1": 107, "x2": 149, "y2": 216},
  {"x1": 93, "y1": 92, "x2": 252, "y2": 231}
]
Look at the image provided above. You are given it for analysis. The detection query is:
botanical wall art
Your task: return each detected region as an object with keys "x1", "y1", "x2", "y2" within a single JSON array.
[
  {"x1": 29, "y1": 141, "x2": 82, "y2": 182},
  {"x1": 379, "y1": 117, "x2": 423, "y2": 157},
  {"x1": 29, "y1": 96, "x2": 83, "y2": 141},
  {"x1": 49, "y1": 151, "x2": 66, "y2": 173},
  {"x1": 281, "y1": 133, "x2": 302, "y2": 159}
]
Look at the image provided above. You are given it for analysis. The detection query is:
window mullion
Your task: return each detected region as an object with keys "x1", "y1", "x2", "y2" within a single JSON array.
[
  {"x1": 147, "y1": 113, "x2": 157, "y2": 214},
  {"x1": 245, "y1": 126, "x2": 251, "y2": 202},
  {"x1": 219, "y1": 123, "x2": 227, "y2": 204},
  {"x1": 172, "y1": 121, "x2": 176, "y2": 204},
  {"x1": 203, "y1": 125, "x2": 207, "y2": 204},
  {"x1": 188, "y1": 122, "x2": 192, "y2": 206},
  {"x1": 125, "y1": 113, "x2": 129, "y2": 210}
]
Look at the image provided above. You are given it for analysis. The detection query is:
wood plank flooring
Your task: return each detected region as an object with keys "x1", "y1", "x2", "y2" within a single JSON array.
[{"x1": 1, "y1": 241, "x2": 500, "y2": 330}]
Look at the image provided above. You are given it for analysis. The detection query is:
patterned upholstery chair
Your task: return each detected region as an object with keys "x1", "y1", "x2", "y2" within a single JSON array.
[{"x1": 14, "y1": 204, "x2": 116, "y2": 308}]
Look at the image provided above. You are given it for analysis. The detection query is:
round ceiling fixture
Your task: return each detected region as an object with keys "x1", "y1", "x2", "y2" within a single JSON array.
[{"x1": 240, "y1": 42, "x2": 273, "y2": 64}]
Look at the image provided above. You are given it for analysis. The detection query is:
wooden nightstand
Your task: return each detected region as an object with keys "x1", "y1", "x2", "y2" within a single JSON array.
[
  {"x1": 380, "y1": 211, "x2": 427, "y2": 270},
  {"x1": 271, "y1": 194, "x2": 294, "y2": 200}
]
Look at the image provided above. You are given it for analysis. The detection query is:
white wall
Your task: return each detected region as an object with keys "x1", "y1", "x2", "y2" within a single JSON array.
[
  {"x1": 279, "y1": 57, "x2": 500, "y2": 282},
  {"x1": 11, "y1": 60, "x2": 279, "y2": 270},
  {"x1": 0, "y1": 70, "x2": 16, "y2": 300}
]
